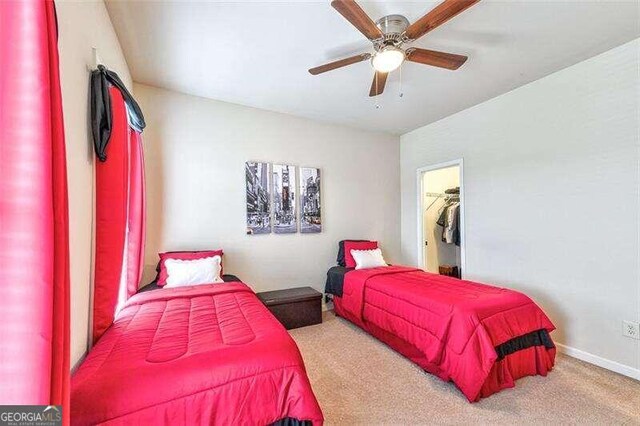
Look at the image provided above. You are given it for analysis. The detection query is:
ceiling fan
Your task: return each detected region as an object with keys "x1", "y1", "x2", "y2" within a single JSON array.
[{"x1": 309, "y1": 0, "x2": 480, "y2": 97}]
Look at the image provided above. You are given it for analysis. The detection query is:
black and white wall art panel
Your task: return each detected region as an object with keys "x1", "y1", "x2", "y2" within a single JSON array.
[
  {"x1": 300, "y1": 167, "x2": 321, "y2": 233},
  {"x1": 272, "y1": 164, "x2": 297, "y2": 234},
  {"x1": 245, "y1": 161, "x2": 271, "y2": 235}
]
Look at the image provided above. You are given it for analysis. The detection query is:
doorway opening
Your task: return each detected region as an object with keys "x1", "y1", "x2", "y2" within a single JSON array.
[{"x1": 417, "y1": 160, "x2": 465, "y2": 278}]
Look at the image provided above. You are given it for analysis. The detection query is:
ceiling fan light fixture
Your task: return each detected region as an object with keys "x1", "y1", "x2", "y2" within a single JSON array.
[
  {"x1": 311, "y1": 0, "x2": 479, "y2": 97},
  {"x1": 371, "y1": 46, "x2": 405, "y2": 73}
]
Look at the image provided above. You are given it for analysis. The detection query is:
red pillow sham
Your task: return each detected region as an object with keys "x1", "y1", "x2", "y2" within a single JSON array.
[
  {"x1": 157, "y1": 250, "x2": 224, "y2": 286},
  {"x1": 343, "y1": 241, "x2": 378, "y2": 268}
]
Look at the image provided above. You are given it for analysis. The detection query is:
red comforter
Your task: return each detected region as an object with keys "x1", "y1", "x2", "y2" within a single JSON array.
[
  {"x1": 71, "y1": 283, "x2": 323, "y2": 425},
  {"x1": 334, "y1": 266, "x2": 555, "y2": 402}
]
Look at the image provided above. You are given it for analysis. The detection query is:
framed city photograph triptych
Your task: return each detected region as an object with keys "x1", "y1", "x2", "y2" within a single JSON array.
[{"x1": 245, "y1": 162, "x2": 321, "y2": 235}]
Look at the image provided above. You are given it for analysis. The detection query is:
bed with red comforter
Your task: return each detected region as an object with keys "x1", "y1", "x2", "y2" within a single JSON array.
[
  {"x1": 71, "y1": 282, "x2": 323, "y2": 425},
  {"x1": 329, "y1": 265, "x2": 555, "y2": 402}
]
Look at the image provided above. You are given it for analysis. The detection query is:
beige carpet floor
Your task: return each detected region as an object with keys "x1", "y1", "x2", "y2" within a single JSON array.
[{"x1": 289, "y1": 311, "x2": 640, "y2": 425}]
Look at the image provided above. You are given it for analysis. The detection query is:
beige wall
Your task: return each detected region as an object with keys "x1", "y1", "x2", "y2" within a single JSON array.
[
  {"x1": 56, "y1": 0, "x2": 132, "y2": 367},
  {"x1": 401, "y1": 39, "x2": 640, "y2": 378},
  {"x1": 134, "y1": 83, "x2": 401, "y2": 297},
  {"x1": 422, "y1": 166, "x2": 460, "y2": 273}
]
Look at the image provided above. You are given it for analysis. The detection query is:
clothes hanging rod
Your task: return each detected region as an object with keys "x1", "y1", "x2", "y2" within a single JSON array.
[
  {"x1": 425, "y1": 192, "x2": 460, "y2": 198},
  {"x1": 425, "y1": 191, "x2": 460, "y2": 211}
]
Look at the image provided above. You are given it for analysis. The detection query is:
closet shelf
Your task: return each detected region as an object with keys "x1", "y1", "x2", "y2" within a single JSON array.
[
  {"x1": 425, "y1": 191, "x2": 460, "y2": 212},
  {"x1": 425, "y1": 192, "x2": 460, "y2": 198}
]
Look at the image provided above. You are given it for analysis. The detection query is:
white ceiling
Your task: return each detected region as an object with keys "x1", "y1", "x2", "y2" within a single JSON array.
[{"x1": 106, "y1": 1, "x2": 640, "y2": 135}]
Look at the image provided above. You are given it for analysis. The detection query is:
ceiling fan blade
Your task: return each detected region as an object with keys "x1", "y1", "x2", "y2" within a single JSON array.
[
  {"x1": 405, "y1": 0, "x2": 480, "y2": 41},
  {"x1": 331, "y1": 0, "x2": 383, "y2": 40},
  {"x1": 369, "y1": 71, "x2": 388, "y2": 97},
  {"x1": 406, "y1": 48, "x2": 468, "y2": 70},
  {"x1": 309, "y1": 53, "x2": 371, "y2": 75}
]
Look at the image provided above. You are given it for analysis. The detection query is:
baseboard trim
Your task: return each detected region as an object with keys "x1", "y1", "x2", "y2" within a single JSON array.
[
  {"x1": 556, "y1": 343, "x2": 640, "y2": 381},
  {"x1": 321, "y1": 298, "x2": 333, "y2": 312}
]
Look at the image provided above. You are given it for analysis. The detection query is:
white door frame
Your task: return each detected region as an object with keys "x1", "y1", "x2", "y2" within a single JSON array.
[{"x1": 416, "y1": 159, "x2": 466, "y2": 277}]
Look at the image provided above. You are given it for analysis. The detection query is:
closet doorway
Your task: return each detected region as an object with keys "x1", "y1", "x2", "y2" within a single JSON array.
[{"x1": 417, "y1": 160, "x2": 465, "y2": 278}]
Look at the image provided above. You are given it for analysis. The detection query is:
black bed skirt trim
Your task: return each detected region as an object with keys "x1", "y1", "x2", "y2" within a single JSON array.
[
  {"x1": 495, "y1": 329, "x2": 554, "y2": 361},
  {"x1": 271, "y1": 418, "x2": 313, "y2": 426}
]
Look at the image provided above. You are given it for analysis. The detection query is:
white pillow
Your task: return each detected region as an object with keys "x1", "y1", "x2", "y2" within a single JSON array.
[
  {"x1": 164, "y1": 255, "x2": 223, "y2": 288},
  {"x1": 350, "y1": 248, "x2": 387, "y2": 270}
]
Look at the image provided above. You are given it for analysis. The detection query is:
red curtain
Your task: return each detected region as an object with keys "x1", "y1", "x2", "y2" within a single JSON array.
[
  {"x1": 92, "y1": 87, "x2": 145, "y2": 344},
  {"x1": 0, "y1": 0, "x2": 70, "y2": 421}
]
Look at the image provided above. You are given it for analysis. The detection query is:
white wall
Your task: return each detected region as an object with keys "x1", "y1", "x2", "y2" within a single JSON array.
[
  {"x1": 134, "y1": 83, "x2": 400, "y2": 297},
  {"x1": 401, "y1": 39, "x2": 640, "y2": 377},
  {"x1": 56, "y1": 0, "x2": 132, "y2": 367},
  {"x1": 423, "y1": 166, "x2": 460, "y2": 273}
]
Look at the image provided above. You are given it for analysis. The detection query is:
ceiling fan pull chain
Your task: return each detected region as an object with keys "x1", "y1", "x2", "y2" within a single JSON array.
[
  {"x1": 399, "y1": 63, "x2": 404, "y2": 98},
  {"x1": 374, "y1": 71, "x2": 381, "y2": 109}
]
